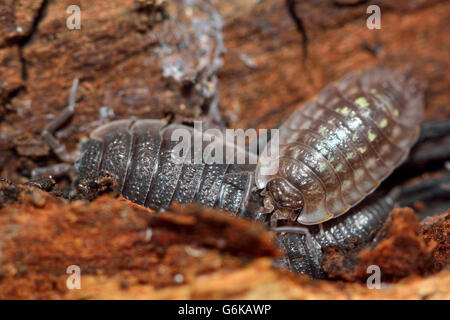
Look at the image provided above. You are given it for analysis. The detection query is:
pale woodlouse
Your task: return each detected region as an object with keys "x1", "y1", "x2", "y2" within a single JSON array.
[{"x1": 256, "y1": 67, "x2": 423, "y2": 225}]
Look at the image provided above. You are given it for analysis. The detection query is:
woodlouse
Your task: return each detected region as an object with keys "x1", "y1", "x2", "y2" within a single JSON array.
[
  {"x1": 75, "y1": 119, "x2": 265, "y2": 221},
  {"x1": 45, "y1": 67, "x2": 436, "y2": 277},
  {"x1": 256, "y1": 67, "x2": 423, "y2": 225}
]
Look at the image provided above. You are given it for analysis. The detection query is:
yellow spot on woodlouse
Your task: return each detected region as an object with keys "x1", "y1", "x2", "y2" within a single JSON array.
[
  {"x1": 328, "y1": 118, "x2": 335, "y2": 125},
  {"x1": 358, "y1": 146, "x2": 367, "y2": 154},
  {"x1": 379, "y1": 118, "x2": 388, "y2": 128},
  {"x1": 341, "y1": 107, "x2": 350, "y2": 116},
  {"x1": 335, "y1": 163, "x2": 343, "y2": 172},
  {"x1": 337, "y1": 106, "x2": 350, "y2": 116},
  {"x1": 354, "y1": 97, "x2": 370, "y2": 108},
  {"x1": 368, "y1": 129, "x2": 376, "y2": 142},
  {"x1": 318, "y1": 126, "x2": 327, "y2": 135},
  {"x1": 392, "y1": 109, "x2": 399, "y2": 117},
  {"x1": 370, "y1": 88, "x2": 377, "y2": 94},
  {"x1": 352, "y1": 133, "x2": 358, "y2": 142},
  {"x1": 346, "y1": 152, "x2": 354, "y2": 159},
  {"x1": 319, "y1": 162, "x2": 327, "y2": 172}
]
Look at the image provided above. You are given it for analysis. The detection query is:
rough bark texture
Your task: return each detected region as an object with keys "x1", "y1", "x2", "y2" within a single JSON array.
[
  {"x1": 0, "y1": 182, "x2": 448, "y2": 299},
  {"x1": 0, "y1": 0, "x2": 449, "y2": 299}
]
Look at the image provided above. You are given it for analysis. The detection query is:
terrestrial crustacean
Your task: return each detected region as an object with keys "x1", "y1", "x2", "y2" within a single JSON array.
[
  {"x1": 34, "y1": 67, "x2": 450, "y2": 278},
  {"x1": 256, "y1": 67, "x2": 423, "y2": 226}
]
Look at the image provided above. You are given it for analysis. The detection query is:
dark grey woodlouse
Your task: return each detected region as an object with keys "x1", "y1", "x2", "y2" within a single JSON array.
[
  {"x1": 75, "y1": 119, "x2": 266, "y2": 222},
  {"x1": 71, "y1": 67, "x2": 426, "y2": 277}
]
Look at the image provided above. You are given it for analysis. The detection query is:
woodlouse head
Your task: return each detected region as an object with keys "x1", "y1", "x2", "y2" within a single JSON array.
[{"x1": 264, "y1": 178, "x2": 304, "y2": 222}]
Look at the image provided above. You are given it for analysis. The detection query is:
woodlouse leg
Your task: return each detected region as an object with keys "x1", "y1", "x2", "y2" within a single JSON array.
[
  {"x1": 319, "y1": 223, "x2": 325, "y2": 235},
  {"x1": 269, "y1": 209, "x2": 289, "y2": 228},
  {"x1": 41, "y1": 78, "x2": 81, "y2": 163}
]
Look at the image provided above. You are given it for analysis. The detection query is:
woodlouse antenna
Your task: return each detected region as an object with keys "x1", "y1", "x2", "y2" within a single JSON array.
[{"x1": 32, "y1": 78, "x2": 81, "y2": 179}]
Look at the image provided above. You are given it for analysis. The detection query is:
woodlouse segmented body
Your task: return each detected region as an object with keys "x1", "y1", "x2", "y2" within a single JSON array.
[
  {"x1": 75, "y1": 119, "x2": 266, "y2": 222},
  {"x1": 256, "y1": 67, "x2": 423, "y2": 225},
  {"x1": 74, "y1": 67, "x2": 424, "y2": 277}
]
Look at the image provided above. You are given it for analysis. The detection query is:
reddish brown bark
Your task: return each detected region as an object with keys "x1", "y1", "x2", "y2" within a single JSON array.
[{"x1": 0, "y1": 0, "x2": 448, "y2": 299}]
